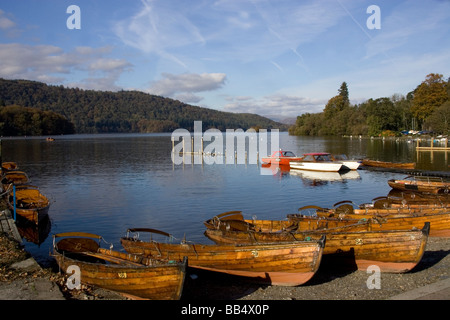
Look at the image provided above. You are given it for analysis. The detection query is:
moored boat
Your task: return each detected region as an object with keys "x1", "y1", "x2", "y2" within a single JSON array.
[
  {"x1": 261, "y1": 150, "x2": 303, "y2": 166},
  {"x1": 1, "y1": 162, "x2": 19, "y2": 172},
  {"x1": 121, "y1": 228, "x2": 325, "y2": 286},
  {"x1": 7, "y1": 185, "x2": 50, "y2": 224},
  {"x1": 290, "y1": 153, "x2": 343, "y2": 172},
  {"x1": 331, "y1": 154, "x2": 361, "y2": 170},
  {"x1": 362, "y1": 159, "x2": 416, "y2": 169},
  {"x1": 204, "y1": 213, "x2": 430, "y2": 273},
  {"x1": 302, "y1": 202, "x2": 450, "y2": 237},
  {"x1": 388, "y1": 176, "x2": 450, "y2": 194},
  {"x1": 1, "y1": 170, "x2": 30, "y2": 188},
  {"x1": 52, "y1": 232, "x2": 187, "y2": 300}
]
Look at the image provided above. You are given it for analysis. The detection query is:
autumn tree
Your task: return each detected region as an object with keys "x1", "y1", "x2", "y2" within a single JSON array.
[{"x1": 411, "y1": 73, "x2": 449, "y2": 127}]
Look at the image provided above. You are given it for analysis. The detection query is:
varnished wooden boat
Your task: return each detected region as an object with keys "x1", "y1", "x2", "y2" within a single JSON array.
[
  {"x1": 7, "y1": 185, "x2": 50, "y2": 224},
  {"x1": 388, "y1": 176, "x2": 450, "y2": 194},
  {"x1": 204, "y1": 212, "x2": 430, "y2": 273},
  {"x1": 1, "y1": 162, "x2": 19, "y2": 172},
  {"x1": 362, "y1": 159, "x2": 416, "y2": 169},
  {"x1": 121, "y1": 228, "x2": 325, "y2": 286},
  {"x1": 52, "y1": 232, "x2": 187, "y2": 300},
  {"x1": 303, "y1": 202, "x2": 450, "y2": 237},
  {"x1": 1, "y1": 170, "x2": 30, "y2": 188},
  {"x1": 365, "y1": 191, "x2": 450, "y2": 209}
]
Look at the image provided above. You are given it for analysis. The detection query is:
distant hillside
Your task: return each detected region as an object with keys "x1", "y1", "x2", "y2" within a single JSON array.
[{"x1": 0, "y1": 78, "x2": 287, "y2": 134}]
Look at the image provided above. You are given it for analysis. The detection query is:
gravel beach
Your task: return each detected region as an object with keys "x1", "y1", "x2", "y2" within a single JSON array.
[{"x1": 1, "y1": 232, "x2": 448, "y2": 301}]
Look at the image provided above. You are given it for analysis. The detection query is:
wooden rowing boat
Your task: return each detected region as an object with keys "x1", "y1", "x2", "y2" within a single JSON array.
[
  {"x1": 52, "y1": 232, "x2": 187, "y2": 300},
  {"x1": 121, "y1": 228, "x2": 325, "y2": 286},
  {"x1": 7, "y1": 185, "x2": 50, "y2": 224},
  {"x1": 1, "y1": 162, "x2": 19, "y2": 172},
  {"x1": 365, "y1": 191, "x2": 450, "y2": 209},
  {"x1": 204, "y1": 212, "x2": 430, "y2": 273},
  {"x1": 388, "y1": 176, "x2": 450, "y2": 194},
  {"x1": 1, "y1": 170, "x2": 30, "y2": 187},
  {"x1": 362, "y1": 159, "x2": 416, "y2": 169},
  {"x1": 304, "y1": 202, "x2": 450, "y2": 237}
]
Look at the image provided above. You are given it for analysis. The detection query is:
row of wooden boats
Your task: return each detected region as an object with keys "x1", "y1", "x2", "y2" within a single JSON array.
[
  {"x1": 51, "y1": 183, "x2": 450, "y2": 300},
  {"x1": 1, "y1": 162, "x2": 51, "y2": 225},
  {"x1": 3, "y1": 158, "x2": 447, "y2": 300}
]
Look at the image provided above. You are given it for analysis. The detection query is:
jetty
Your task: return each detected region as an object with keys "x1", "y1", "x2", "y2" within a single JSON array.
[
  {"x1": 0, "y1": 209, "x2": 22, "y2": 243},
  {"x1": 416, "y1": 138, "x2": 450, "y2": 151}
]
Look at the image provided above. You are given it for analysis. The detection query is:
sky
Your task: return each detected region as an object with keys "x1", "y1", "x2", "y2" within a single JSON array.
[{"x1": 0, "y1": 0, "x2": 449, "y2": 122}]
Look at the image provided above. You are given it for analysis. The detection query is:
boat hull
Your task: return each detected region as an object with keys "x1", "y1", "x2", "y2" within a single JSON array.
[{"x1": 290, "y1": 161, "x2": 342, "y2": 172}]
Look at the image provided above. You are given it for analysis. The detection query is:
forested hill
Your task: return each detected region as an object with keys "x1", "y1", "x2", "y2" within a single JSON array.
[{"x1": 0, "y1": 78, "x2": 287, "y2": 135}]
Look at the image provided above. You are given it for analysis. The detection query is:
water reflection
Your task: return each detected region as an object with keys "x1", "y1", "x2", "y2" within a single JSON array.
[{"x1": 1, "y1": 133, "x2": 448, "y2": 265}]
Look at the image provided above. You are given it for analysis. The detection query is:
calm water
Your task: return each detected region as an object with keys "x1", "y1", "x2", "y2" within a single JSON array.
[{"x1": 2, "y1": 133, "x2": 449, "y2": 265}]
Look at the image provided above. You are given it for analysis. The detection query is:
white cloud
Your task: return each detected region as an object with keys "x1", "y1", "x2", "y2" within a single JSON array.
[
  {"x1": 0, "y1": 9, "x2": 16, "y2": 30},
  {"x1": 147, "y1": 72, "x2": 227, "y2": 98},
  {"x1": 223, "y1": 94, "x2": 327, "y2": 119},
  {"x1": 0, "y1": 43, "x2": 132, "y2": 90}
]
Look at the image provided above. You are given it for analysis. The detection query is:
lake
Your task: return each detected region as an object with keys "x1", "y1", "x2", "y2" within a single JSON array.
[{"x1": 2, "y1": 132, "x2": 449, "y2": 265}]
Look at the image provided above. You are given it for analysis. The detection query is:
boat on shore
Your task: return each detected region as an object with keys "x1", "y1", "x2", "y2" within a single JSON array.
[
  {"x1": 6, "y1": 185, "x2": 50, "y2": 224},
  {"x1": 52, "y1": 232, "x2": 187, "y2": 300},
  {"x1": 261, "y1": 150, "x2": 303, "y2": 166},
  {"x1": 388, "y1": 176, "x2": 450, "y2": 194},
  {"x1": 362, "y1": 159, "x2": 416, "y2": 169},
  {"x1": 204, "y1": 212, "x2": 429, "y2": 273},
  {"x1": 121, "y1": 228, "x2": 325, "y2": 286},
  {"x1": 290, "y1": 153, "x2": 343, "y2": 172}
]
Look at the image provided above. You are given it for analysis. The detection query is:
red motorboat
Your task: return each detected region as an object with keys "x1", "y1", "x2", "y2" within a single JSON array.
[{"x1": 261, "y1": 150, "x2": 303, "y2": 165}]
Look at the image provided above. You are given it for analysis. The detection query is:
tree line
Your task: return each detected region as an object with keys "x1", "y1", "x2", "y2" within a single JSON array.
[
  {"x1": 289, "y1": 73, "x2": 450, "y2": 137},
  {"x1": 0, "y1": 78, "x2": 287, "y2": 136}
]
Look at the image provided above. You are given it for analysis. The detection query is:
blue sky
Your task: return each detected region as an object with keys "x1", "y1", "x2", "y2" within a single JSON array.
[{"x1": 0, "y1": 0, "x2": 449, "y2": 121}]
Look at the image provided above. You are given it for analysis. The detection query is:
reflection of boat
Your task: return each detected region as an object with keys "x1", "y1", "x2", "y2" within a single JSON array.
[
  {"x1": 290, "y1": 153, "x2": 343, "y2": 172},
  {"x1": 362, "y1": 159, "x2": 416, "y2": 169},
  {"x1": 7, "y1": 185, "x2": 50, "y2": 224},
  {"x1": 290, "y1": 169, "x2": 343, "y2": 181},
  {"x1": 52, "y1": 232, "x2": 187, "y2": 300},
  {"x1": 388, "y1": 176, "x2": 450, "y2": 194},
  {"x1": 121, "y1": 228, "x2": 325, "y2": 286},
  {"x1": 204, "y1": 212, "x2": 429, "y2": 273},
  {"x1": 17, "y1": 214, "x2": 51, "y2": 245},
  {"x1": 261, "y1": 150, "x2": 303, "y2": 165},
  {"x1": 331, "y1": 154, "x2": 361, "y2": 170}
]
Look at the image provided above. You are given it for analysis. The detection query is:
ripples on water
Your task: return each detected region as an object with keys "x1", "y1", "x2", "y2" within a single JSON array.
[{"x1": 2, "y1": 133, "x2": 448, "y2": 264}]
